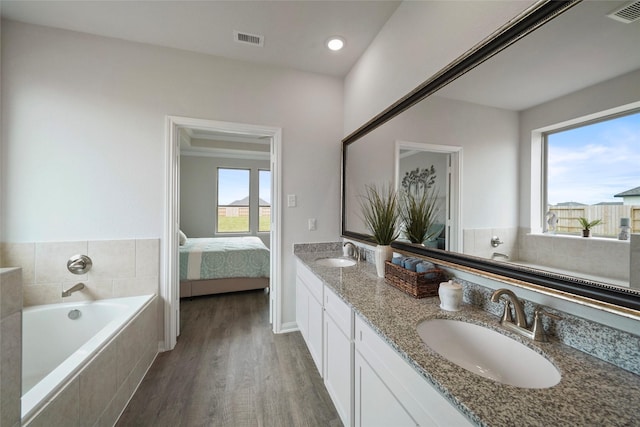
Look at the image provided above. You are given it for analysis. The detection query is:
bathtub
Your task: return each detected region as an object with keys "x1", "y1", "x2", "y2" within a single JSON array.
[{"x1": 22, "y1": 294, "x2": 155, "y2": 423}]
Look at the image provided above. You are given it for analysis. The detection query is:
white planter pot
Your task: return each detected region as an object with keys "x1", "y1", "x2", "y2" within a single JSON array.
[{"x1": 375, "y1": 245, "x2": 393, "y2": 278}]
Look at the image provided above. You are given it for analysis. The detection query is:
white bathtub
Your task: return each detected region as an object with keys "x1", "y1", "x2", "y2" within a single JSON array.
[{"x1": 21, "y1": 294, "x2": 154, "y2": 422}]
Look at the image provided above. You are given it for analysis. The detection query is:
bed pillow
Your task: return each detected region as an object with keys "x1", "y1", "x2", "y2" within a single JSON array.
[{"x1": 179, "y1": 229, "x2": 187, "y2": 246}]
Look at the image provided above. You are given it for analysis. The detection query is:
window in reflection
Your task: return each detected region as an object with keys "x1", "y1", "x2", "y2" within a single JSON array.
[{"x1": 544, "y1": 109, "x2": 640, "y2": 237}]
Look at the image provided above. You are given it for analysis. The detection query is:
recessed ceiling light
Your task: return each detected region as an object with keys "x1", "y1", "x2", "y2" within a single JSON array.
[{"x1": 326, "y1": 36, "x2": 345, "y2": 51}]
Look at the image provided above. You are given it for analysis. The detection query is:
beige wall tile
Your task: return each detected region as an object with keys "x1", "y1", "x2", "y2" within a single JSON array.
[
  {"x1": 1, "y1": 268, "x2": 23, "y2": 318},
  {"x1": 79, "y1": 344, "x2": 117, "y2": 426},
  {"x1": 27, "y1": 378, "x2": 80, "y2": 427},
  {"x1": 136, "y1": 239, "x2": 160, "y2": 278},
  {"x1": 1, "y1": 312, "x2": 21, "y2": 427},
  {"x1": 115, "y1": 314, "x2": 141, "y2": 387},
  {"x1": 23, "y1": 283, "x2": 63, "y2": 307},
  {"x1": 88, "y1": 240, "x2": 135, "y2": 280},
  {"x1": 35, "y1": 241, "x2": 88, "y2": 283},
  {"x1": 113, "y1": 276, "x2": 158, "y2": 298},
  {"x1": 1, "y1": 242, "x2": 35, "y2": 284}
]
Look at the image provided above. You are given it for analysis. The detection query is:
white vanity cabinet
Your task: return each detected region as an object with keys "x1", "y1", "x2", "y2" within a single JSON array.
[
  {"x1": 295, "y1": 262, "x2": 324, "y2": 374},
  {"x1": 323, "y1": 285, "x2": 353, "y2": 427},
  {"x1": 354, "y1": 315, "x2": 473, "y2": 427}
]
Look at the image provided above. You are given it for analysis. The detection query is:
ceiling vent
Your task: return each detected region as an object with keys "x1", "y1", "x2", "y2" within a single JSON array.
[
  {"x1": 234, "y1": 31, "x2": 264, "y2": 47},
  {"x1": 607, "y1": 0, "x2": 640, "y2": 23}
]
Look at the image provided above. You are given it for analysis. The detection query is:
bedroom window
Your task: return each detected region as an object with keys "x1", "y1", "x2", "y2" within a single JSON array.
[
  {"x1": 259, "y1": 170, "x2": 271, "y2": 232},
  {"x1": 544, "y1": 109, "x2": 640, "y2": 237},
  {"x1": 217, "y1": 168, "x2": 250, "y2": 233}
]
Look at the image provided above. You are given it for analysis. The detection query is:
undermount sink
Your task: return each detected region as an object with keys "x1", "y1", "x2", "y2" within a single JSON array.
[
  {"x1": 315, "y1": 257, "x2": 356, "y2": 268},
  {"x1": 417, "y1": 319, "x2": 561, "y2": 389}
]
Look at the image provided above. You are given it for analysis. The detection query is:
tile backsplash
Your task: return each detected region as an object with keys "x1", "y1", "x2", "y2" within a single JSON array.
[{"x1": 1, "y1": 239, "x2": 159, "y2": 306}]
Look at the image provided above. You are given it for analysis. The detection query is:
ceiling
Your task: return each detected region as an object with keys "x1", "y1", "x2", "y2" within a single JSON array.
[
  {"x1": 0, "y1": 0, "x2": 400, "y2": 77},
  {"x1": 436, "y1": 0, "x2": 640, "y2": 111}
]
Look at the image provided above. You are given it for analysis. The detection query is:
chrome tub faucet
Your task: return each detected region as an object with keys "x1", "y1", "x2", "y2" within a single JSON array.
[{"x1": 62, "y1": 283, "x2": 85, "y2": 297}]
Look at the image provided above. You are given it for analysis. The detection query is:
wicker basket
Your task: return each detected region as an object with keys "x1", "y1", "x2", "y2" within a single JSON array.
[{"x1": 384, "y1": 261, "x2": 445, "y2": 298}]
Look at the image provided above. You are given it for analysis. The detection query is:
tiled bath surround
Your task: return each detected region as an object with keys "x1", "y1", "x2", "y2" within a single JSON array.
[
  {"x1": 0, "y1": 239, "x2": 160, "y2": 306},
  {"x1": 1, "y1": 267, "x2": 22, "y2": 427},
  {"x1": 0, "y1": 239, "x2": 161, "y2": 426},
  {"x1": 300, "y1": 242, "x2": 640, "y2": 375},
  {"x1": 24, "y1": 296, "x2": 158, "y2": 426},
  {"x1": 463, "y1": 228, "x2": 633, "y2": 284}
]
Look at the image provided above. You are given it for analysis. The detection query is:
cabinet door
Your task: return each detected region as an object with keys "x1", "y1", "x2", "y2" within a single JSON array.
[
  {"x1": 295, "y1": 278, "x2": 308, "y2": 339},
  {"x1": 324, "y1": 313, "x2": 352, "y2": 427},
  {"x1": 354, "y1": 351, "x2": 418, "y2": 427},
  {"x1": 307, "y1": 292, "x2": 323, "y2": 375}
]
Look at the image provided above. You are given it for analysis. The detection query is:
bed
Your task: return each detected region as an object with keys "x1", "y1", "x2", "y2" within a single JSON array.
[{"x1": 179, "y1": 235, "x2": 270, "y2": 298}]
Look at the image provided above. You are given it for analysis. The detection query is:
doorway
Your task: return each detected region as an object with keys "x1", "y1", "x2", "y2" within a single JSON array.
[
  {"x1": 163, "y1": 116, "x2": 282, "y2": 351},
  {"x1": 395, "y1": 140, "x2": 462, "y2": 252}
]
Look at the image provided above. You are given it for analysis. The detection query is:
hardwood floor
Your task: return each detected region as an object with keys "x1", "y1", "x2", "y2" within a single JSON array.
[{"x1": 116, "y1": 290, "x2": 342, "y2": 427}]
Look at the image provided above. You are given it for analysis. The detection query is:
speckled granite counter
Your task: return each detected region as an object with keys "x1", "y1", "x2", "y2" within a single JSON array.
[{"x1": 295, "y1": 249, "x2": 640, "y2": 427}]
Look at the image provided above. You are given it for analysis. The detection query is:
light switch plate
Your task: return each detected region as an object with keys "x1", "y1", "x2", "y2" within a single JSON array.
[
  {"x1": 287, "y1": 194, "x2": 296, "y2": 207},
  {"x1": 308, "y1": 218, "x2": 317, "y2": 231}
]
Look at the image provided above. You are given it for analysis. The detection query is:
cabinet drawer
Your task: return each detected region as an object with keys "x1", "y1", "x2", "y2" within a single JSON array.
[
  {"x1": 324, "y1": 286, "x2": 353, "y2": 338},
  {"x1": 296, "y1": 261, "x2": 323, "y2": 302}
]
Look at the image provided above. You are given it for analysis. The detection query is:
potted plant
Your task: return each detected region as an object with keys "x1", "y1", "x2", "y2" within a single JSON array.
[
  {"x1": 359, "y1": 183, "x2": 400, "y2": 277},
  {"x1": 577, "y1": 217, "x2": 603, "y2": 237},
  {"x1": 399, "y1": 185, "x2": 440, "y2": 245}
]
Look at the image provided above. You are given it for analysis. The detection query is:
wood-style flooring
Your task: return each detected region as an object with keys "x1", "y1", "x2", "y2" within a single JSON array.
[{"x1": 116, "y1": 290, "x2": 342, "y2": 427}]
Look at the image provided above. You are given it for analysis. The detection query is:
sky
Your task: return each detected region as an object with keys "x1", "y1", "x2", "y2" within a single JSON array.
[
  {"x1": 217, "y1": 168, "x2": 271, "y2": 205},
  {"x1": 547, "y1": 111, "x2": 640, "y2": 206}
]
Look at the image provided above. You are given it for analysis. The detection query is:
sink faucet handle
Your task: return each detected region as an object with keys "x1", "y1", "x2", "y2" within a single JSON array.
[
  {"x1": 534, "y1": 306, "x2": 561, "y2": 321},
  {"x1": 532, "y1": 306, "x2": 561, "y2": 342}
]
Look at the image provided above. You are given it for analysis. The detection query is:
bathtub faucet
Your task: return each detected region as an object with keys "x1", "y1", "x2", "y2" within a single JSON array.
[{"x1": 62, "y1": 283, "x2": 85, "y2": 297}]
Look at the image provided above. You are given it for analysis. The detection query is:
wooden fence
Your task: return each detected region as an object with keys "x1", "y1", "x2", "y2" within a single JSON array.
[
  {"x1": 548, "y1": 205, "x2": 640, "y2": 236},
  {"x1": 218, "y1": 206, "x2": 270, "y2": 217}
]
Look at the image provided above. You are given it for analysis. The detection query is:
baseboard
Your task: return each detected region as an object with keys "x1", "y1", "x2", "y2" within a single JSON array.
[{"x1": 278, "y1": 321, "x2": 299, "y2": 334}]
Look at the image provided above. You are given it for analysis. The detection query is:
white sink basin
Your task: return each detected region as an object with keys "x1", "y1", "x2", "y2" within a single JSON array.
[
  {"x1": 315, "y1": 257, "x2": 356, "y2": 267},
  {"x1": 417, "y1": 319, "x2": 561, "y2": 388}
]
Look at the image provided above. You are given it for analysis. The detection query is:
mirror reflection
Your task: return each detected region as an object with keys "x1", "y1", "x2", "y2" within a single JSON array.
[{"x1": 343, "y1": 0, "x2": 640, "y2": 293}]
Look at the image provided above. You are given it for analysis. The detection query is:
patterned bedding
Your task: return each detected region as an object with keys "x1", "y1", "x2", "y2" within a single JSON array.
[{"x1": 179, "y1": 236, "x2": 270, "y2": 281}]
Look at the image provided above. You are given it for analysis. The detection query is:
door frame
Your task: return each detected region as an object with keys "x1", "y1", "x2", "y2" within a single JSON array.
[
  {"x1": 162, "y1": 116, "x2": 282, "y2": 351},
  {"x1": 394, "y1": 140, "x2": 462, "y2": 252}
]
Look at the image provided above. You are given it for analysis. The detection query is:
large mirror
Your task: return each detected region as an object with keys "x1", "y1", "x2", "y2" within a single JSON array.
[{"x1": 342, "y1": 0, "x2": 640, "y2": 311}]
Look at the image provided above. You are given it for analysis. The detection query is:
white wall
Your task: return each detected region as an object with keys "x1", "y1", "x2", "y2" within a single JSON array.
[
  {"x1": 344, "y1": 95, "x2": 519, "y2": 235},
  {"x1": 1, "y1": 20, "x2": 343, "y2": 326},
  {"x1": 343, "y1": 0, "x2": 536, "y2": 135},
  {"x1": 180, "y1": 155, "x2": 271, "y2": 247}
]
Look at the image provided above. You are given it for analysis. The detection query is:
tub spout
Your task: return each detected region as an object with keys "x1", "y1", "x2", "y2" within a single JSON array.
[{"x1": 62, "y1": 283, "x2": 85, "y2": 297}]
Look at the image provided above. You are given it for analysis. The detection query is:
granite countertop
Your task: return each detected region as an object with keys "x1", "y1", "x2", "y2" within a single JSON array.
[{"x1": 295, "y1": 250, "x2": 640, "y2": 427}]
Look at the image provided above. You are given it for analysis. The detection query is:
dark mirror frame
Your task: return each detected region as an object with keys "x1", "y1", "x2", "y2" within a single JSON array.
[{"x1": 341, "y1": 0, "x2": 640, "y2": 312}]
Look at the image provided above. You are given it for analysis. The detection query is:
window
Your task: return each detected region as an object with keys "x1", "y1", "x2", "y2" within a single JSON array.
[
  {"x1": 544, "y1": 110, "x2": 640, "y2": 237},
  {"x1": 217, "y1": 168, "x2": 250, "y2": 233},
  {"x1": 259, "y1": 170, "x2": 271, "y2": 232}
]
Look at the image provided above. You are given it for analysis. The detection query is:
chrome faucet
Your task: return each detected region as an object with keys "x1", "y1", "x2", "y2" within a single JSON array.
[
  {"x1": 491, "y1": 252, "x2": 509, "y2": 260},
  {"x1": 490, "y1": 288, "x2": 561, "y2": 342},
  {"x1": 62, "y1": 282, "x2": 85, "y2": 297},
  {"x1": 343, "y1": 241, "x2": 361, "y2": 262}
]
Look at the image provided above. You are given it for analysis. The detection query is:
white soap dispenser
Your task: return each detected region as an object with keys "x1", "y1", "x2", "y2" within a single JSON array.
[{"x1": 438, "y1": 280, "x2": 463, "y2": 311}]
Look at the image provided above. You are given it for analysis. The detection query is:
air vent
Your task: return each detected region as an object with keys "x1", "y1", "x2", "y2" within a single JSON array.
[
  {"x1": 234, "y1": 31, "x2": 264, "y2": 47},
  {"x1": 607, "y1": 0, "x2": 640, "y2": 23}
]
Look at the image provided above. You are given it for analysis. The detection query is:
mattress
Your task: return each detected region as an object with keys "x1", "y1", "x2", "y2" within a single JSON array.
[{"x1": 179, "y1": 236, "x2": 270, "y2": 281}]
